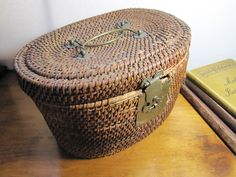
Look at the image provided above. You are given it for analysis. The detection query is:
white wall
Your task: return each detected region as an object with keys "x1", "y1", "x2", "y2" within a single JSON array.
[{"x1": 0, "y1": 0, "x2": 236, "y2": 70}]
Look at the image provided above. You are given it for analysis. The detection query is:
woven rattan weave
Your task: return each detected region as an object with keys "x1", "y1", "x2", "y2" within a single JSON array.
[{"x1": 15, "y1": 8, "x2": 191, "y2": 158}]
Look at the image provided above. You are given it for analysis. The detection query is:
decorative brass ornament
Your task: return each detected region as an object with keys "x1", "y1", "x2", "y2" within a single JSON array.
[
  {"x1": 64, "y1": 20, "x2": 147, "y2": 59},
  {"x1": 136, "y1": 71, "x2": 170, "y2": 125}
]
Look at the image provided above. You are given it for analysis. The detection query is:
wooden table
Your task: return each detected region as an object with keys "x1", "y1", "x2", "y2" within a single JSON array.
[{"x1": 1, "y1": 72, "x2": 236, "y2": 177}]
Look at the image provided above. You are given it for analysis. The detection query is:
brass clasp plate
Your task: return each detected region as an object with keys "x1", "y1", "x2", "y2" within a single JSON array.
[{"x1": 136, "y1": 71, "x2": 170, "y2": 125}]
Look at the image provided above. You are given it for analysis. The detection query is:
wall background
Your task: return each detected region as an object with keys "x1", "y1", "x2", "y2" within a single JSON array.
[{"x1": 0, "y1": 0, "x2": 236, "y2": 70}]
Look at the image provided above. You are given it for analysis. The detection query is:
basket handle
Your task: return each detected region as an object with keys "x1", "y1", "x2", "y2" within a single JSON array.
[{"x1": 64, "y1": 21, "x2": 148, "y2": 58}]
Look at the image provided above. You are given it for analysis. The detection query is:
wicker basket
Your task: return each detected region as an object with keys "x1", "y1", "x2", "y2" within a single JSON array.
[{"x1": 14, "y1": 8, "x2": 191, "y2": 158}]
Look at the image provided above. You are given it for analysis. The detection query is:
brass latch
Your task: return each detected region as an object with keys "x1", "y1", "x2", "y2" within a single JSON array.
[{"x1": 136, "y1": 71, "x2": 170, "y2": 125}]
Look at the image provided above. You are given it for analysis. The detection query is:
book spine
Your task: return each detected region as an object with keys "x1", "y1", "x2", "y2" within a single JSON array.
[
  {"x1": 181, "y1": 84, "x2": 236, "y2": 154},
  {"x1": 185, "y1": 78, "x2": 236, "y2": 133}
]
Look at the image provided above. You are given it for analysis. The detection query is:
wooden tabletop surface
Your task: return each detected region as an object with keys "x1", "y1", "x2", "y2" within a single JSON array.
[{"x1": 0, "y1": 72, "x2": 236, "y2": 177}]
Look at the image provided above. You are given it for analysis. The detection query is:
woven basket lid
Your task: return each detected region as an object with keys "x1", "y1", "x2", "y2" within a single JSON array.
[{"x1": 15, "y1": 8, "x2": 191, "y2": 106}]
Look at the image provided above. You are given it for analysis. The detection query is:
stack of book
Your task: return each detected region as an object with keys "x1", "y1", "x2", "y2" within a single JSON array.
[{"x1": 181, "y1": 59, "x2": 236, "y2": 154}]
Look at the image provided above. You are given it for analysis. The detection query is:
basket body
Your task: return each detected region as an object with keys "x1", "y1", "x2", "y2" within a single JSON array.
[{"x1": 15, "y1": 8, "x2": 191, "y2": 158}]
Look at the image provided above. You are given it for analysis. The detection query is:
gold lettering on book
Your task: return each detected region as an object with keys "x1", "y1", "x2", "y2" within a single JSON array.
[
  {"x1": 224, "y1": 76, "x2": 236, "y2": 86},
  {"x1": 225, "y1": 88, "x2": 236, "y2": 97},
  {"x1": 224, "y1": 76, "x2": 236, "y2": 97},
  {"x1": 196, "y1": 62, "x2": 236, "y2": 78}
]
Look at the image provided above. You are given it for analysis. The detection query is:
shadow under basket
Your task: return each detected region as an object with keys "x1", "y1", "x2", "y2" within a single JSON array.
[{"x1": 14, "y1": 8, "x2": 191, "y2": 158}]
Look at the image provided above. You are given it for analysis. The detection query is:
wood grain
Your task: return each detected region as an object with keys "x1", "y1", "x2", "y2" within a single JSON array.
[{"x1": 0, "y1": 72, "x2": 236, "y2": 177}]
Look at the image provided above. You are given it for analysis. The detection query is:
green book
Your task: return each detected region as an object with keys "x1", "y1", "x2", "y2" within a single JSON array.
[{"x1": 187, "y1": 59, "x2": 236, "y2": 118}]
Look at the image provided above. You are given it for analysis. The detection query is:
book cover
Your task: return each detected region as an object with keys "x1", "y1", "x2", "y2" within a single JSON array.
[{"x1": 187, "y1": 59, "x2": 236, "y2": 117}]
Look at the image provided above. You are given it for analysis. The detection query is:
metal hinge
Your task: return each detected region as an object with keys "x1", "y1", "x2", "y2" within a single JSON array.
[{"x1": 136, "y1": 71, "x2": 170, "y2": 125}]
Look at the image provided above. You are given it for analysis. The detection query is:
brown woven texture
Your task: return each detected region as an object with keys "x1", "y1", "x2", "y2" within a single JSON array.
[{"x1": 14, "y1": 8, "x2": 191, "y2": 158}]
